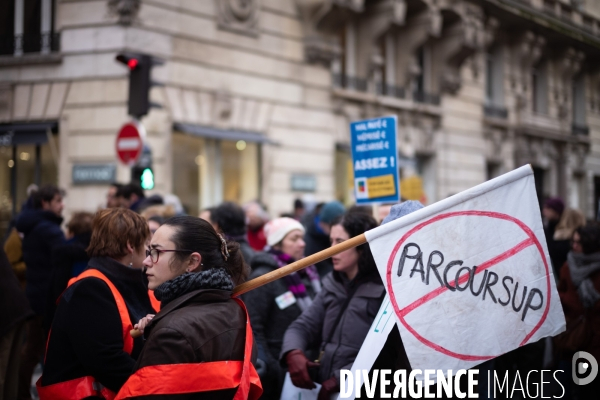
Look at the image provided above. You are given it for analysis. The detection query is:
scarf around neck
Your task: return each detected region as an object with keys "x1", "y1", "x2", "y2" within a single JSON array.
[
  {"x1": 567, "y1": 251, "x2": 600, "y2": 308},
  {"x1": 268, "y1": 249, "x2": 321, "y2": 311},
  {"x1": 154, "y1": 268, "x2": 233, "y2": 306}
]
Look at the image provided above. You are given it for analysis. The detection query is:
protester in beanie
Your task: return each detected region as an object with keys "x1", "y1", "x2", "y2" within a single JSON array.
[
  {"x1": 243, "y1": 217, "x2": 321, "y2": 400},
  {"x1": 303, "y1": 201, "x2": 345, "y2": 278},
  {"x1": 116, "y1": 216, "x2": 261, "y2": 400},
  {"x1": 280, "y1": 211, "x2": 383, "y2": 400}
]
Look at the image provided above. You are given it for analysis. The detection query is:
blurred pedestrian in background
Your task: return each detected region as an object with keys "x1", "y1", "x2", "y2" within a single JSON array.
[
  {"x1": 15, "y1": 185, "x2": 66, "y2": 400},
  {"x1": 550, "y1": 208, "x2": 586, "y2": 278},
  {"x1": 106, "y1": 183, "x2": 123, "y2": 208},
  {"x1": 243, "y1": 217, "x2": 321, "y2": 400},
  {"x1": 281, "y1": 211, "x2": 383, "y2": 400},
  {"x1": 37, "y1": 208, "x2": 155, "y2": 399},
  {"x1": 146, "y1": 215, "x2": 164, "y2": 236},
  {"x1": 199, "y1": 207, "x2": 215, "y2": 224},
  {"x1": 212, "y1": 201, "x2": 256, "y2": 265},
  {"x1": 117, "y1": 216, "x2": 261, "y2": 399},
  {"x1": 555, "y1": 223, "x2": 600, "y2": 397},
  {"x1": 293, "y1": 199, "x2": 305, "y2": 221},
  {"x1": 116, "y1": 183, "x2": 145, "y2": 212},
  {"x1": 0, "y1": 247, "x2": 34, "y2": 400},
  {"x1": 44, "y1": 211, "x2": 94, "y2": 337},
  {"x1": 303, "y1": 200, "x2": 345, "y2": 278},
  {"x1": 245, "y1": 201, "x2": 269, "y2": 251}
]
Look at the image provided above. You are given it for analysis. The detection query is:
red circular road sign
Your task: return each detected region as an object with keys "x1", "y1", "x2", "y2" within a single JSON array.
[
  {"x1": 116, "y1": 122, "x2": 143, "y2": 165},
  {"x1": 385, "y1": 211, "x2": 551, "y2": 361}
]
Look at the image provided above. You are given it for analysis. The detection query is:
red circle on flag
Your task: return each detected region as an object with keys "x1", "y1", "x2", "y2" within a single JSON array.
[
  {"x1": 385, "y1": 211, "x2": 552, "y2": 361},
  {"x1": 116, "y1": 123, "x2": 143, "y2": 165}
]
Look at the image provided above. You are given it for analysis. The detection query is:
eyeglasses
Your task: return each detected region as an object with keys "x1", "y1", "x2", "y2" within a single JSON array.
[{"x1": 146, "y1": 248, "x2": 194, "y2": 263}]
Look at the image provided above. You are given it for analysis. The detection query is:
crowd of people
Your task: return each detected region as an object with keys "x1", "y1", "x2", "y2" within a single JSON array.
[{"x1": 0, "y1": 182, "x2": 599, "y2": 400}]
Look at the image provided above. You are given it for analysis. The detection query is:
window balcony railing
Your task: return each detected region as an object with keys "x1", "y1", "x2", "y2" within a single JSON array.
[
  {"x1": 377, "y1": 84, "x2": 406, "y2": 99},
  {"x1": 484, "y1": 105, "x2": 509, "y2": 119},
  {"x1": 0, "y1": 33, "x2": 60, "y2": 56},
  {"x1": 332, "y1": 73, "x2": 368, "y2": 92},
  {"x1": 413, "y1": 90, "x2": 440, "y2": 106},
  {"x1": 572, "y1": 124, "x2": 589, "y2": 136}
]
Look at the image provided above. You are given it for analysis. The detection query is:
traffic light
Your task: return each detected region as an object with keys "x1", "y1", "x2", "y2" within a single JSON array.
[
  {"x1": 115, "y1": 53, "x2": 163, "y2": 118},
  {"x1": 131, "y1": 145, "x2": 154, "y2": 190}
]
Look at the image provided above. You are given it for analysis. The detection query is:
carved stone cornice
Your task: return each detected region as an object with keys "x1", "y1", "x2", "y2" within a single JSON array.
[
  {"x1": 216, "y1": 0, "x2": 260, "y2": 36},
  {"x1": 553, "y1": 47, "x2": 585, "y2": 118},
  {"x1": 107, "y1": 0, "x2": 141, "y2": 25},
  {"x1": 508, "y1": 31, "x2": 546, "y2": 109},
  {"x1": 431, "y1": 2, "x2": 485, "y2": 94}
]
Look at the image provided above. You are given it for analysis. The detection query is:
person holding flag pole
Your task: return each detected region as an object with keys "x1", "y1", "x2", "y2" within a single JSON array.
[{"x1": 123, "y1": 164, "x2": 565, "y2": 400}]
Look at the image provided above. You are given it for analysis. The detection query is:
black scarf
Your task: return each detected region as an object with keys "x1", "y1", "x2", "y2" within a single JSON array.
[{"x1": 154, "y1": 268, "x2": 233, "y2": 306}]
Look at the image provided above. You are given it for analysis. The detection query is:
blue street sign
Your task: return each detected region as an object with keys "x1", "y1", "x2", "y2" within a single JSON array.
[{"x1": 350, "y1": 115, "x2": 400, "y2": 205}]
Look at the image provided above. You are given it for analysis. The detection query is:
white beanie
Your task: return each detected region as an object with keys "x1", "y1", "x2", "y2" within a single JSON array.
[{"x1": 264, "y1": 217, "x2": 305, "y2": 247}]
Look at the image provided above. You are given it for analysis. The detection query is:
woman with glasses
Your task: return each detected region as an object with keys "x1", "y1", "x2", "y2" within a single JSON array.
[
  {"x1": 37, "y1": 208, "x2": 157, "y2": 399},
  {"x1": 115, "y1": 216, "x2": 262, "y2": 400}
]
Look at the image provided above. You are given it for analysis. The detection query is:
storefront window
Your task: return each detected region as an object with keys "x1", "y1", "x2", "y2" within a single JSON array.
[
  {"x1": 172, "y1": 132, "x2": 260, "y2": 216},
  {"x1": 0, "y1": 142, "x2": 58, "y2": 235}
]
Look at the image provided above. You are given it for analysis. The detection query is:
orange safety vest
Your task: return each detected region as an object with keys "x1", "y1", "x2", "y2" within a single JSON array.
[
  {"x1": 115, "y1": 298, "x2": 263, "y2": 400},
  {"x1": 37, "y1": 269, "x2": 157, "y2": 400}
]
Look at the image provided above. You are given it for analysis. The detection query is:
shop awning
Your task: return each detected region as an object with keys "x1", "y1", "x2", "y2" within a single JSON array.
[
  {"x1": 173, "y1": 123, "x2": 277, "y2": 145},
  {"x1": 0, "y1": 121, "x2": 58, "y2": 146}
]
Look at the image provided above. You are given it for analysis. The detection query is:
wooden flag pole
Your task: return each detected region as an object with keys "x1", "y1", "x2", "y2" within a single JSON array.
[{"x1": 130, "y1": 233, "x2": 367, "y2": 338}]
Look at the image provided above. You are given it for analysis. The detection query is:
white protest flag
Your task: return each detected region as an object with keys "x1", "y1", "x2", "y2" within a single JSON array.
[{"x1": 346, "y1": 165, "x2": 565, "y2": 391}]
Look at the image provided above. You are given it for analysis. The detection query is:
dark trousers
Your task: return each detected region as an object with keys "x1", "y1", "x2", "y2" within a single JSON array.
[
  {"x1": 18, "y1": 316, "x2": 44, "y2": 400},
  {"x1": 0, "y1": 321, "x2": 26, "y2": 400}
]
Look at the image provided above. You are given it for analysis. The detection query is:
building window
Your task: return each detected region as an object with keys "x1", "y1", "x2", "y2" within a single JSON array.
[
  {"x1": 484, "y1": 45, "x2": 507, "y2": 118},
  {"x1": 380, "y1": 32, "x2": 404, "y2": 98},
  {"x1": 572, "y1": 74, "x2": 588, "y2": 135},
  {"x1": 333, "y1": 20, "x2": 366, "y2": 92},
  {"x1": 0, "y1": 0, "x2": 59, "y2": 56},
  {"x1": 532, "y1": 62, "x2": 548, "y2": 115},
  {"x1": 413, "y1": 45, "x2": 439, "y2": 105},
  {"x1": 172, "y1": 133, "x2": 260, "y2": 216},
  {"x1": 570, "y1": 174, "x2": 585, "y2": 211}
]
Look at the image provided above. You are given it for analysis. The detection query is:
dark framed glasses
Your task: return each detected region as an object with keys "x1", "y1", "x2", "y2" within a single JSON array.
[{"x1": 146, "y1": 248, "x2": 194, "y2": 263}]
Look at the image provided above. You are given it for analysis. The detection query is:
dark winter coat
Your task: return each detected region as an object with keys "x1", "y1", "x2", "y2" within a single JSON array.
[
  {"x1": 130, "y1": 288, "x2": 257, "y2": 400},
  {"x1": 242, "y1": 252, "x2": 306, "y2": 400},
  {"x1": 557, "y1": 257, "x2": 600, "y2": 361},
  {"x1": 0, "y1": 247, "x2": 34, "y2": 338},
  {"x1": 280, "y1": 271, "x2": 385, "y2": 384},
  {"x1": 302, "y1": 211, "x2": 332, "y2": 278},
  {"x1": 44, "y1": 232, "x2": 92, "y2": 336},
  {"x1": 15, "y1": 209, "x2": 65, "y2": 315},
  {"x1": 41, "y1": 257, "x2": 156, "y2": 393}
]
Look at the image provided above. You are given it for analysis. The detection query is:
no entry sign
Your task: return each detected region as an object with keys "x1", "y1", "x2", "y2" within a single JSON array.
[
  {"x1": 346, "y1": 165, "x2": 565, "y2": 382},
  {"x1": 116, "y1": 122, "x2": 144, "y2": 165}
]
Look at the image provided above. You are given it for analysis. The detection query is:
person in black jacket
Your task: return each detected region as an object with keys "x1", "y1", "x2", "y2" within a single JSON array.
[
  {"x1": 303, "y1": 201, "x2": 345, "y2": 278},
  {"x1": 243, "y1": 217, "x2": 321, "y2": 400},
  {"x1": 38, "y1": 207, "x2": 155, "y2": 398},
  {"x1": 0, "y1": 246, "x2": 34, "y2": 400},
  {"x1": 44, "y1": 211, "x2": 94, "y2": 337},
  {"x1": 15, "y1": 185, "x2": 66, "y2": 400},
  {"x1": 212, "y1": 201, "x2": 256, "y2": 265}
]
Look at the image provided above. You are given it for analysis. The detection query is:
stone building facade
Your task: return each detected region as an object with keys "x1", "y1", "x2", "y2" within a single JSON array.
[{"x1": 1, "y1": 0, "x2": 600, "y2": 229}]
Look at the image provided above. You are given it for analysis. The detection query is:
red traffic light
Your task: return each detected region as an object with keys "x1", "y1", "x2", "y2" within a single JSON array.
[{"x1": 115, "y1": 54, "x2": 140, "y2": 70}]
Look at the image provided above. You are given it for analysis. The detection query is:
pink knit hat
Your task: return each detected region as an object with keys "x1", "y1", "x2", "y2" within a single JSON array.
[{"x1": 264, "y1": 217, "x2": 305, "y2": 247}]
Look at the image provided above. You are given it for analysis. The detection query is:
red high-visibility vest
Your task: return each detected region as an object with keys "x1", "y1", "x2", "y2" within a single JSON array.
[
  {"x1": 37, "y1": 269, "x2": 138, "y2": 400},
  {"x1": 115, "y1": 298, "x2": 263, "y2": 400}
]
